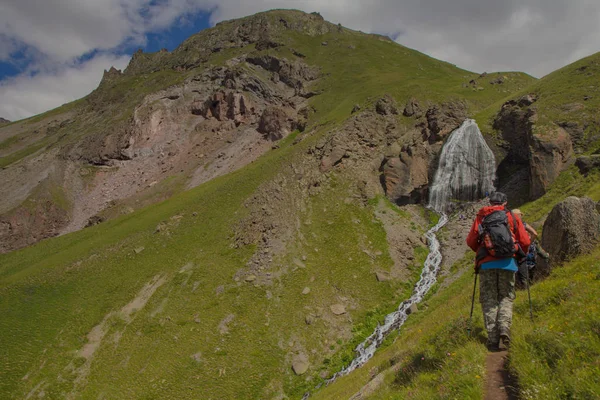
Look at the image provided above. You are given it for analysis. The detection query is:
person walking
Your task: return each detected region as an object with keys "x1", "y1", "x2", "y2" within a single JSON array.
[
  {"x1": 466, "y1": 192, "x2": 531, "y2": 351},
  {"x1": 511, "y1": 209, "x2": 550, "y2": 287}
]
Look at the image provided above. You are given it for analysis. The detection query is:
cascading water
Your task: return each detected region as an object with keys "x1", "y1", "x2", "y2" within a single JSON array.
[
  {"x1": 429, "y1": 119, "x2": 496, "y2": 213},
  {"x1": 304, "y1": 119, "x2": 495, "y2": 396}
]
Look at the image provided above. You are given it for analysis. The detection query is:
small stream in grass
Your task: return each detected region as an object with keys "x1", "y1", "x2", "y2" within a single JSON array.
[{"x1": 303, "y1": 119, "x2": 496, "y2": 397}]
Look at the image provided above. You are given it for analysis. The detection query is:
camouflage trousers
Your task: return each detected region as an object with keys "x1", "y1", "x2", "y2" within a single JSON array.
[{"x1": 479, "y1": 269, "x2": 516, "y2": 345}]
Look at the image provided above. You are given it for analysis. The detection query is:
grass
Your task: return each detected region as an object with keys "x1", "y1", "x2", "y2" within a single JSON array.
[
  {"x1": 476, "y1": 51, "x2": 600, "y2": 153},
  {"x1": 312, "y1": 254, "x2": 489, "y2": 399},
  {"x1": 510, "y1": 247, "x2": 600, "y2": 399},
  {"x1": 0, "y1": 122, "x2": 430, "y2": 399},
  {"x1": 520, "y1": 166, "x2": 600, "y2": 224}
]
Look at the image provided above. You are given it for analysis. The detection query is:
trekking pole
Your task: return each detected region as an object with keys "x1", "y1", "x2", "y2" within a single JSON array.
[
  {"x1": 467, "y1": 271, "x2": 478, "y2": 337},
  {"x1": 525, "y1": 265, "x2": 534, "y2": 322}
]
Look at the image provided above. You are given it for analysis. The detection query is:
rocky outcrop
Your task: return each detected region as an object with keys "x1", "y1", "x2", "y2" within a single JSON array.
[
  {"x1": 403, "y1": 98, "x2": 422, "y2": 118},
  {"x1": 538, "y1": 196, "x2": 600, "y2": 276},
  {"x1": 257, "y1": 106, "x2": 296, "y2": 140},
  {"x1": 0, "y1": 117, "x2": 10, "y2": 124},
  {"x1": 493, "y1": 94, "x2": 574, "y2": 200},
  {"x1": 422, "y1": 101, "x2": 467, "y2": 142},
  {"x1": 246, "y1": 55, "x2": 319, "y2": 95},
  {"x1": 381, "y1": 142, "x2": 431, "y2": 204},
  {"x1": 529, "y1": 127, "x2": 574, "y2": 198},
  {"x1": 375, "y1": 95, "x2": 399, "y2": 116},
  {"x1": 0, "y1": 199, "x2": 68, "y2": 253},
  {"x1": 192, "y1": 91, "x2": 255, "y2": 124},
  {"x1": 122, "y1": 10, "x2": 334, "y2": 74}
]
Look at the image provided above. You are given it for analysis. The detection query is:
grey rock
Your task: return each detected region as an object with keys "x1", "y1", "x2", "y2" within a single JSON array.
[
  {"x1": 539, "y1": 196, "x2": 600, "y2": 276},
  {"x1": 302, "y1": 287, "x2": 311, "y2": 295},
  {"x1": 245, "y1": 275, "x2": 257, "y2": 282},
  {"x1": 407, "y1": 303, "x2": 418, "y2": 315},
  {"x1": 134, "y1": 246, "x2": 145, "y2": 254},
  {"x1": 375, "y1": 95, "x2": 399, "y2": 116},
  {"x1": 292, "y1": 354, "x2": 310, "y2": 375},
  {"x1": 330, "y1": 304, "x2": 346, "y2": 315},
  {"x1": 575, "y1": 155, "x2": 600, "y2": 175},
  {"x1": 375, "y1": 271, "x2": 390, "y2": 282}
]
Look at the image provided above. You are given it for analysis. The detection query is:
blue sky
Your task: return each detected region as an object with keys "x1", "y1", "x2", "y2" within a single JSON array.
[
  {"x1": 1, "y1": 0, "x2": 599, "y2": 121},
  {"x1": 0, "y1": 12, "x2": 211, "y2": 82}
]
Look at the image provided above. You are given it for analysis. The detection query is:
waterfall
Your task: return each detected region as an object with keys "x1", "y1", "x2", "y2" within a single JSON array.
[
  {"x1": 428, "y1": 119, "x2": 496, "y2": 213},
  {"x1": 304, "y1": 119, "x2": 493, "y2": 397}
]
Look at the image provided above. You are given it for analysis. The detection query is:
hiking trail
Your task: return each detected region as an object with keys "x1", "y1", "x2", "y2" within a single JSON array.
[{"x1": 484, "y1": 350, "x2": 518, "y2": 400}]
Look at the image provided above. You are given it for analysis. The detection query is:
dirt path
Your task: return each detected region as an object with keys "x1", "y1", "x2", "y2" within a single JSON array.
[{"x1": 484, "y1": 350, "x2": 518, "y2": 400}]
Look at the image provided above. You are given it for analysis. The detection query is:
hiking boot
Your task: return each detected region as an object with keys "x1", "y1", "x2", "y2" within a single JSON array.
[
  {"x1": 500, "y1": 333, "x2": 510, "y2": 349},
  {"x1": 486, "y1": 339, "x2": 500, "y2": 352}
]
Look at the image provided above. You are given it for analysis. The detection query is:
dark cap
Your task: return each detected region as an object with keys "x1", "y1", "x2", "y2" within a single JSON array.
[{"x1": 489, "y1": 191, "x2": 508, "y2": 205}]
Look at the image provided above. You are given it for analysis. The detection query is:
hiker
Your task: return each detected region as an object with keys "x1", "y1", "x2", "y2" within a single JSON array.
[
  {"x1": 512, "y1": 209, "x2": 550, "y2": 286},
  {"x1": 466, "y1": 192, "x2": 531, "y2": 351}
]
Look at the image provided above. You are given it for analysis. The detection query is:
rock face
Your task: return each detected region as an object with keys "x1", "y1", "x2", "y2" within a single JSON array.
[
  {"x1": 0, "y1": 46, "x2": 319, "y2": 253},
  {"x1": 0, "y1": 117, "x2": 10, "y2": 124},
  {"x1": 422, "y1": 101, "x2": 467, "y2": 142},
  {"x1": 378, "y1": 100, "x2": 467, "y2": 205},
  {"x1": 257, "y1": 106, "x2": 295, "y2": 140},
  {"x1": 375, "y1": 95, "x2": 399, "y2": 116},
  {"x1": 382, "y1": 144, "x2": 430, "y2": 205},
  {"x1": 493, "y1": 94, "x2": 574, "y2": 200},
  {"x1": 538, "y1": 196, "x2": 600, "y2": 276}
]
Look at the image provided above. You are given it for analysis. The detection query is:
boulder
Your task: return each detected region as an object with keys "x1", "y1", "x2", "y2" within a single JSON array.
[
  {"x1": 381, "y1": 142, "x2": 430, "y2": 204},
  {"x1": 529, "y1": 126, "x2": 574, "y2": 199},
  {"x1": 406, "y1": 303, "x2": 418, "y2": 315},
  {"x1": 330, "y1": 304, "x2": 346, "y2": 315},
  {"x1": 424, "y1": 101, "x2": 467, "y2": 141},
  {"x1": 292, "y1": 354, "x2": 310, "y2": 375},
  {"x1": 375, "y1": 95, "x2": 399, "y2": 116},
  {"x1": 403, "y1": 98, "x2": 421, "y2": 117},
  {"x1": 575, "y1": 155, "x2": 600, "y2": 175},
  {"x1": 539, "y1": 196, "x2": 600, "y2": 276},
  {"x1": 258, "y1": 106, "x2": 295, "y2": 141}
]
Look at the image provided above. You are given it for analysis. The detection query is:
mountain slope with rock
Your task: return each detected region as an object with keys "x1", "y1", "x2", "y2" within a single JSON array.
[
  {"x1": 0, "y1": 9, "x2": 534, "y2": 253},
  {"x1": 476, "y1": 52, "x2": 600, "y2": 206},
  {"x1": 2, "y1": 8, "x2": 599, "y2": 400}
]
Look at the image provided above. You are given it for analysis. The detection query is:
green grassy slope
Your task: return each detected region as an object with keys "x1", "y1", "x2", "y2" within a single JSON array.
[
  {"x1": 476, "y1": 51, "x2": 600, "y2": 149},
  {"x1": 316, "y1": 176, "x2": 600, "y2": 399},
  {"x1": 0, "y1": 130, "x2": 424, "y2": 398}
]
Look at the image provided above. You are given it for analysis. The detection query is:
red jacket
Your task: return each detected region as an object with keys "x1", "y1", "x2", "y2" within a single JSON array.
[{"x1": 466, "y1": 205, "x2": 531, "y2": 266}]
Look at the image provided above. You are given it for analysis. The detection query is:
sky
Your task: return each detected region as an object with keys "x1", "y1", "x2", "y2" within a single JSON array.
[{"x1": 1, "y1": 0, "x2": 600, "y2": 121}]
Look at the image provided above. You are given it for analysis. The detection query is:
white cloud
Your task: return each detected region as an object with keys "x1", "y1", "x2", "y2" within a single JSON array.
[{"x1": 0, "y1": 54, "x2": 130, "y2": 121}]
